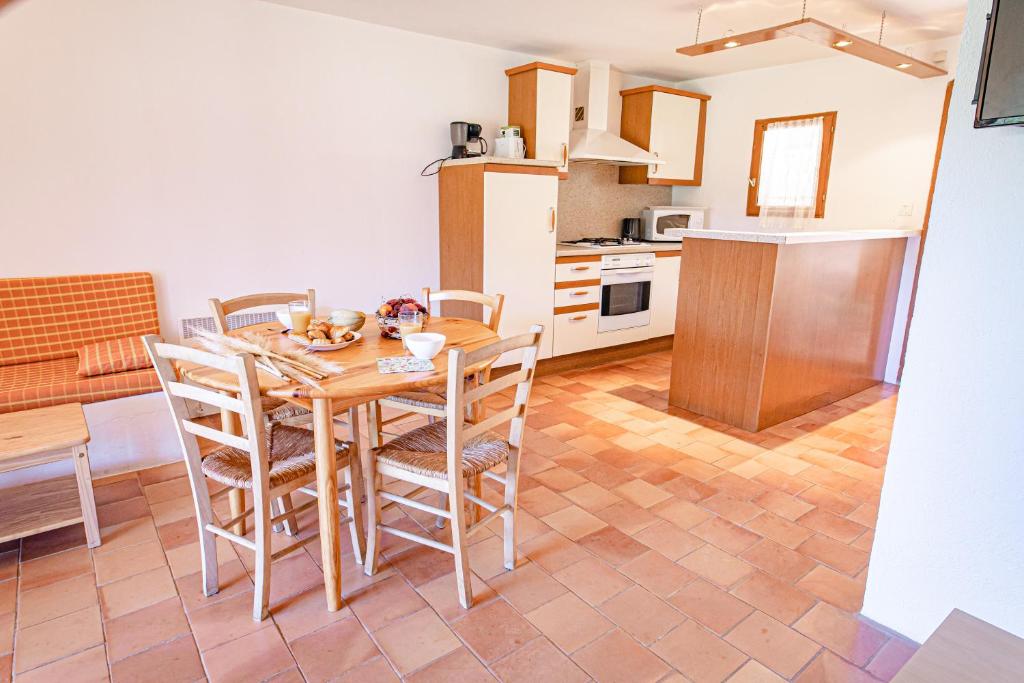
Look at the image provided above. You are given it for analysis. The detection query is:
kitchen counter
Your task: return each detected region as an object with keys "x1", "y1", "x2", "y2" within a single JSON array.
[
  {"x1": 669, "y1": 232, "x2": 912, "y2": 431},
  {"x1": 444, "y1": 156, "x2": 561, "y2": 168},
  {"x1": 556, "y1": 242, "x2": 682, "y2": 257},
  {"x1": 678, "y1": 228, "x2": 921, "y2": 245}
]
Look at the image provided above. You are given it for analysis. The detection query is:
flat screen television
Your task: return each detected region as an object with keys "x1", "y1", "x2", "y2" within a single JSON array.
[{"x1": 974, "y1": 0, "x2": 1024, "y2": 128}]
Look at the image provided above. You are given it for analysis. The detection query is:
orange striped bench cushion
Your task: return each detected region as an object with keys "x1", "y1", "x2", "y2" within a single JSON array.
[
  {"x1": 0, "y1": 356, "x2": 161, "y2": 414},
  {"x1": 77, "y1": 336, "x2": 153, "y2": 377},
  {"x1": 0, "y1": 273, "x2": 160, "y2": 367}
]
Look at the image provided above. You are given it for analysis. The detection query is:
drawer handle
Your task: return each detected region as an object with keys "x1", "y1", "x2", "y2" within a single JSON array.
[
  {"x1": 570, "y1": 265, "x2": 590, "y2": 272},
  {"x1": 570, "y1": 291, "x2": 589, "y2": 296},
  {"x1": 569, "y1": 315, "x2": 588, "y2": 321}
]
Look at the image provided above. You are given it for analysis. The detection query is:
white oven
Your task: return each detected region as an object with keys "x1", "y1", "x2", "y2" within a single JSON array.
[{"x1": 599, "y1": 252, "x2": 654, "y2": 332}]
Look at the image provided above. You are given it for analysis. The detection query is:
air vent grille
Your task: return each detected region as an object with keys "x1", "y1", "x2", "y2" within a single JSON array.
[
  {"x1": 574, "y1": 106, "x2": 585, "y2": 122},
  {"x1": 179, "y1": 312, "x2": 277, "y2": 339}
]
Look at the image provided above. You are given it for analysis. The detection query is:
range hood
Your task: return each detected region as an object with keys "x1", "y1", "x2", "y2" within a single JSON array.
[{"x1": 568, "y1": 61, "x2": 664, "y2": 167}]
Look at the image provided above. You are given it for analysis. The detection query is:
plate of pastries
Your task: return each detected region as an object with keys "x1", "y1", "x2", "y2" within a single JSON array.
[{"x1": 287, "y1": 319, "x2": 362, "y2": 352}]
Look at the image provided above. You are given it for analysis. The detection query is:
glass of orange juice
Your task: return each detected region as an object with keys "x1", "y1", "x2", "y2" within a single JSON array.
[
  {"x1": 398, "y1": 311, "x2": 423, "y2": 351},
  {"x1": 288, "y1": 300, "x2": 312, "y2": 333}
]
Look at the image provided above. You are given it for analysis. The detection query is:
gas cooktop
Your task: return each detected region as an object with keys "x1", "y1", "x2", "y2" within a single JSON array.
[{"x1": 558, "y1": 237, "x2": 646, "y2": 248}]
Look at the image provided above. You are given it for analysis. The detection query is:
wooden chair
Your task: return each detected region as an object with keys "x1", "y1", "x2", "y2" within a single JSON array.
[
  {"x1": 142, "y1": 335, "x2": 365, "y2": 621},
  {"x1": 368, "y1": 288, "x2": 505, "y2": 527},
  {"x1": 363, "y1": 325, "x2": 543, "y2": 609},
  {"x1": 209, "y1": 289, "x2": 350, "y2": 536},
  {"x1": 209, "y1": 289, "x2": 317, "y2": 414},
  {"x1": 209, "y1": 289, "x2": 317, "y2": 334},
  {"x1": 209, "y1": 290, "x2": 320, "y2": 423}
]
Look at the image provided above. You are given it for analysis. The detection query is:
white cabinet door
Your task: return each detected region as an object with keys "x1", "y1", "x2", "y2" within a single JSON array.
[
  {"x1": 483, "y1": 171, "x2": 558, "y2": 362},
  {"x1": 648, "y1": 92, "x2": 701, "y2": 183},
  {"x1": 535, "y1": 69, "x2": 572, "y2": 174},
  {"x1": 651, "y1": 255, "x2": 681, "y2": 337},
  {"x1": 553, "y1": 310, "x2": 599, "y2": 356}
]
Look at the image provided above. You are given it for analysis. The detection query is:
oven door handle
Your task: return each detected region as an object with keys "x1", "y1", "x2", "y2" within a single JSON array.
[{"x1": 600, "y1": 268, "x2": 654, "y2": 285}]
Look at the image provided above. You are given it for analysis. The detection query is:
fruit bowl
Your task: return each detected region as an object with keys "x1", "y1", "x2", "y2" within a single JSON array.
[{"x1": 375, "y1": 296, "x2": 429, "y2": 339}]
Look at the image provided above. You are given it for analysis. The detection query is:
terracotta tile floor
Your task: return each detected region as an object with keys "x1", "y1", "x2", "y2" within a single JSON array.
[{"x1": 0, "y1": 351, "x2": 921, "y2": 682}]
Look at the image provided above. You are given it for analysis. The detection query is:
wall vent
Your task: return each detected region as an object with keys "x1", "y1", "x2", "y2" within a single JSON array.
[
  {"x1": 179, "y1": 311, "x2": 277, "y2": 339},
  {"x1": 176, "y1": 312, "x2": 278, "y2": 419}
]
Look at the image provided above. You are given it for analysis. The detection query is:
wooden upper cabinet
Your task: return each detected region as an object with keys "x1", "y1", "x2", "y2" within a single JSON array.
[
  {"x1": 618, "y1": 86, "x2": 710, "y2": 186},
  {"x1": 506, "y1": 62, "x2": 577, "y2": 177}
]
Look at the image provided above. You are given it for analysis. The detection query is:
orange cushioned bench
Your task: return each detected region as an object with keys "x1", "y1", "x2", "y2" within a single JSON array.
[{"x1": 0, "y1": 273, "x2": 163, "y2": 414}]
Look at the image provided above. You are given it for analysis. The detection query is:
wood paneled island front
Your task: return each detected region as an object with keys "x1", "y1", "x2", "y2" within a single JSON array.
[{"x1": 669, "y1": 229, "x2": 918, "y2": 432}]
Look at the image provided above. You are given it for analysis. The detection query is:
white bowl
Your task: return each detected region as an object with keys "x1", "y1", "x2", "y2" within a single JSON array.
[
  {"x1": 404, "y1": 332, "x2": 446, "y2": 360},
  {"x1": 275, "y1": 308, "x2": 293, "y2": 329}
]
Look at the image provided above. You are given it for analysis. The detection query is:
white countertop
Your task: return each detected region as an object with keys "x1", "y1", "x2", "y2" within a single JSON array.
[
  {"x1": 444, "y1": 156, "x2": 561, "y2": 168},
  {"x1": 678, "y1": 228, "x2": 921, "y2": 245},
  {"x1": 556, "y1": 242, "x2": 682, "y2": 257}
]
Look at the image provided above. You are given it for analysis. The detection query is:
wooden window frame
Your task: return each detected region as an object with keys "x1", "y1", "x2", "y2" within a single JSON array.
[{"x1": 746, "y1": 111, "x2": 837, "y2": 219}]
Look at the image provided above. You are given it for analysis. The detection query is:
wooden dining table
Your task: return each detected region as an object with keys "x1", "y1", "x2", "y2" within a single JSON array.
[{"x1": 181, "y1": 316, "x2": 500, "y2": 611}]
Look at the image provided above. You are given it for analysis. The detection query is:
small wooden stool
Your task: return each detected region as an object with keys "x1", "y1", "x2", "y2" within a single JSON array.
[{"x1": 0, "y1": 403, "x2": 101, "y2": 548}]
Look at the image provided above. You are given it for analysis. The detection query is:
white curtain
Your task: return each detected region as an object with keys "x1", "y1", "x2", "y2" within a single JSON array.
[{"x1": 757, "y1": 116, "x2": 823, "y2": 230}]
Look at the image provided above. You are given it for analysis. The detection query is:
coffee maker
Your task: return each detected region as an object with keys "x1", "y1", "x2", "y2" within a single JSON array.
[
  {"x1": 450, "y1": 121, "x2": 486, "y2": 159},
  {"x1": 621, "y1": 217, "x2": 642, "y2": 243}
]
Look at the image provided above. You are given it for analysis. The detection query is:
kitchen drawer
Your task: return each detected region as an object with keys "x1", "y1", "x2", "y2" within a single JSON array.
[
  {"x1": 555, "y1": 260, "x2": 600, "y2": 282},
  {"x1": 554, "y1": 284, "x2": 600, "y2": 308},
  {"x1": 552, "y1": 309, "x2": 600, "y2": 356}
]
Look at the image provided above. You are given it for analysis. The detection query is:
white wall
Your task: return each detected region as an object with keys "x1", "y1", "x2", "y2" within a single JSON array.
[
  {"x1": 0, "y1": 0, "x2": 541, "y2": 335},
  {"x1": 863, "y1": 0, "x2": 1024, "y2": 642},
  {"x1": 670, "y1": 38, "x2": 958, "y2": 231}
]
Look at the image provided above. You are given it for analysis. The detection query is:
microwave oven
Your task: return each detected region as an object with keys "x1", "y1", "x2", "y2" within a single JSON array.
[{"x1": 641, "y1": 206, "x2": 706, "y2": 241}]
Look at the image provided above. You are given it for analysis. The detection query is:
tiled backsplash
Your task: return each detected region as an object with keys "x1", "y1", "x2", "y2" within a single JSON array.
[{"x1": 557, "y1": 163, "x2": 672, "y2": 241}]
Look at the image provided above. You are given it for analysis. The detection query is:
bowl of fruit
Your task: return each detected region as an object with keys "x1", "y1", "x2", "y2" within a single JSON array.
[{"x1": 376, "y1": 296, "x2": 429, "y2": 339}]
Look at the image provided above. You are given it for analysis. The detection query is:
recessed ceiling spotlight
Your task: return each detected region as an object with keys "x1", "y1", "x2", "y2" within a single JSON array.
[
  {"x1": 724, "y1": 40, "x2": 741, "y2": 48},
  {"x1": 896, "y1": 63, "x2": 912, "y2": 69},
  {"x1": 833, "y1": 39, "x2": 854, "y2": 48}
]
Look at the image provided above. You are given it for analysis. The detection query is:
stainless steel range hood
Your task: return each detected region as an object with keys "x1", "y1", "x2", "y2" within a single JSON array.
[{"x1": 568, "y1": 61, "x2": 664, "y2": 167}]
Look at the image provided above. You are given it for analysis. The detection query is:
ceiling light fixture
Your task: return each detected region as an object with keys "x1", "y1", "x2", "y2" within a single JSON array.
[{"x1": 676, "y1": 5, "x2": 946, "y2": 79}]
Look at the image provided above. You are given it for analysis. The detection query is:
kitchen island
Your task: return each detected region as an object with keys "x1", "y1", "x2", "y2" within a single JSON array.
[{"x1": 668, "y1": 228, "x2": 919, "y2": 432}]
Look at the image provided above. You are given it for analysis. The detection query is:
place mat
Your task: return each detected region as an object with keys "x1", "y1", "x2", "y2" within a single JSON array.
[{"x1": 377, "y1": 356, "x2": 435, "y2": 374}]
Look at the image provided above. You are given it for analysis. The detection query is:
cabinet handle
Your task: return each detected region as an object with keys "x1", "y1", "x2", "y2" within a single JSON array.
[
  {"x1": 561, "y1": 142, "x2": 568, "y2": 166},
  {"x1": 650, "y1": 151, "x2": 660, "y2": 176},
  {"x1": 549, "y1": 207, "x2": 557, "y2": 233},
  {"x1": 570, "y1": 266, "x2": 590, "y2": 272},
  {"x1": 570, "y1": 291, "x2": 588, "y2": 296},
  {"x1": 570, "y1": 315, "x2": 588, "y2": 321}
]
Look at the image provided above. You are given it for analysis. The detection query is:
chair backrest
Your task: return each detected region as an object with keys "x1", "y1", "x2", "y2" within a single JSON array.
[
  {"x1": 0, "y1": 272, "x2": 159, "y2": 367},
  {"x1": 443, "y1": 325, "x2": 543, "y2": 481},
  {"x1": 141, "y1": 334, "x2": 270, "y2": 513},
  {"x1": 422, "y1": 287, "x2": 504, "y2": 333},
  {"x1": 209, "y1": 290, "x2": 316, "y2": 333}
]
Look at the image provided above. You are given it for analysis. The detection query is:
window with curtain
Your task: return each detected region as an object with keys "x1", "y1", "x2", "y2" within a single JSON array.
[{"x1": 747, "y1": 111, "x2": 837, "y2": 227}]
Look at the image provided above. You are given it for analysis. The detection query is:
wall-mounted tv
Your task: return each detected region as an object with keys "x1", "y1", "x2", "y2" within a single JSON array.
[{"x1": 974, "y1": 0, "x2": 1024, "y2": 128}]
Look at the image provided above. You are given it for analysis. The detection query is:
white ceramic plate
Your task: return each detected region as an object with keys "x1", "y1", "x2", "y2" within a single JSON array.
[{"x1": 302, "y1": 332, "x2": 362, "y2": 352}]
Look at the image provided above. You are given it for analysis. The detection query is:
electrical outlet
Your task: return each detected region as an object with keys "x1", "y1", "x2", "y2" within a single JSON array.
[{"x1": 898, "y1": 204, "x2": 914, "y2": 217}]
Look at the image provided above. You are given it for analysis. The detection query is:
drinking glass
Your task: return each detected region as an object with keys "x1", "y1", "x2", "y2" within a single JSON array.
[
  {"x1": 398, "y1": 311, "x2": 423, "y2": 350},
  {"x1": 288, "y1": 300, "x2": 312, "y2": 333}
]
